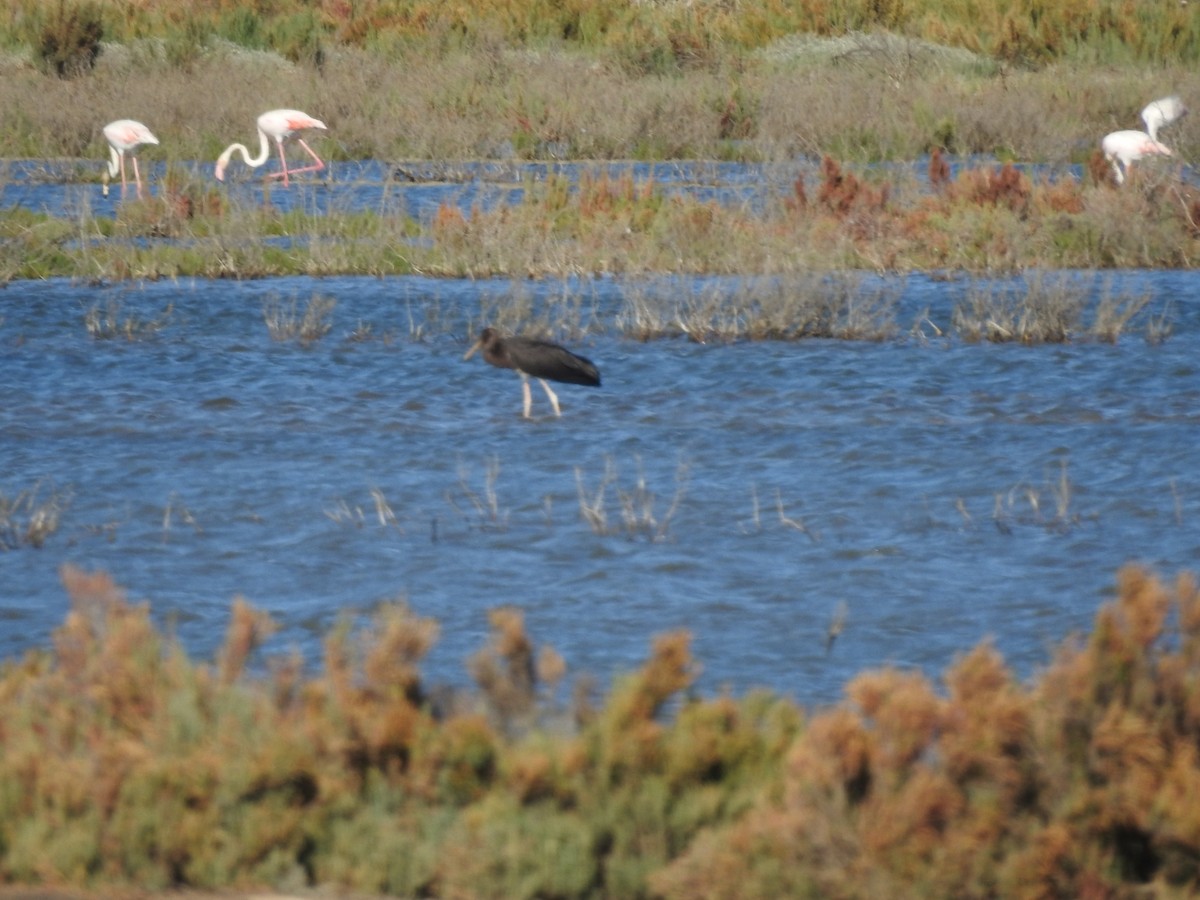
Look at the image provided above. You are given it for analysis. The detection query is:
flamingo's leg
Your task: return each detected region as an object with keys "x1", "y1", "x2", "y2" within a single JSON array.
[
  {"x1": 287, "y1": 138, "x2": 325, "y2": 177},
  {"x1": 267, "y1": 139, "x2": 292, "y2": 186},
  {"x1": 266, "y1": 138, "x2": 324, "y2": 184},
  {"x1": 131, "y1": 156, "x2": 143, "y2": 199}
]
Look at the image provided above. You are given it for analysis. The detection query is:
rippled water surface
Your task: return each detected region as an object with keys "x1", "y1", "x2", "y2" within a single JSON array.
[{"x1": 2, "y1": 165, "x2": 1199, "y2": 706}]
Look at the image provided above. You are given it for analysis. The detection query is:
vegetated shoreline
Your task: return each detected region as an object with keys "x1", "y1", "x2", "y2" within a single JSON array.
[
  {"x1": 2, "y1": 28, "x2": 1200, "y2": 280},
  {"x1": 0, "y1": 564, "x2": 1198, "y2": 898},
  {"x1": 2, "y1": 149, "x2": 1199, "y2": 284},
  {"x1": 3, "y1": 19, "x2": 1200, "y2": 897}
]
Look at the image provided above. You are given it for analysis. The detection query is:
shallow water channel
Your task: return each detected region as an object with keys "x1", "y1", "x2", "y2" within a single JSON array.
[{"x1": 2, "y1": 162, "x2": 1199, "y2": 707}]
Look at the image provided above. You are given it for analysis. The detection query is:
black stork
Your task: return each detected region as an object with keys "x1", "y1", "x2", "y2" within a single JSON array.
[{"x1": 463, "y1": 327, "x2": 601, "y2": 418}]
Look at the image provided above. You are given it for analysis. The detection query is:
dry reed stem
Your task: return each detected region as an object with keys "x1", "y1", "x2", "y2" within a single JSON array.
[
  {"x1": 263, "y1": 293, "x2": 336, "y2": 345},
  {"x1": 576, "y1": 456, "x2": 687, "y2": 541},
  {"x1": 449, "y1": 456, "x2": 508, "y2": 530},
  {"x1": 0, "y1": 481, "x2": 69, "y2": 549}
]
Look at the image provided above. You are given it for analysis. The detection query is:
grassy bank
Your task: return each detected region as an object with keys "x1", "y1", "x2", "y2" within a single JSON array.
[
  {"x1": 5, "y1": 0, "x2": 1200, "y2": 72},
  {"x1": 0, "y1": 564, "x2": 1198, "y2": 897},
  {"x1": 0, "y1": 12, "x2": 1198, "y2": 278},
  {"x1": 1, "y1": 151, "x2": 1197, "y2": 284},
  {"x1": 0, "y1": 38, "x2": 1198, "y2": 166}
]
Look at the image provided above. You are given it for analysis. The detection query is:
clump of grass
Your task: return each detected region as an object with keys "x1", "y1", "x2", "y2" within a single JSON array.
[
  {"x1": 952, "y1": 275, "x2": 1087, "y2": 343},
  {"x1": 0, "y1": 481, "x2": 70, "y2": 549},
  {"x1": 83, "y1": 298, "x2": 172, "y2": 340},
  {"x1": 575, "y1": 456, "x2": 688, "y2": 541},
  {"x1": 324, "y1": 487, "x2": 402, "y2": 531},
  {"x1": 991, "y1": 459, "x2": 1087, "y2": 534},
  {"x1": 446, "y1": 456, "x2": 508, "y2": 531},
  {"x1": 324, "y1": 497, "x2": 365, "y2": 528},
  {"x1": 263, "y1": 292, "x2": 335, "y2": 345},
  {"x1": 1092, "y1": 285, "x2": 1151, "y2": 343},
  {"x1": 619, "y1": 274, "x2": 899, "y2": 343}
]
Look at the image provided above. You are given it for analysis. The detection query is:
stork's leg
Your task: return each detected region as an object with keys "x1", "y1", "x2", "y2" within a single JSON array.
[
  {"x1": 521, "y1": 374, "x2": 533, "y2": 418},
  {"x1": 538, "y1": 379, "x2": 561, "y2": 416}
]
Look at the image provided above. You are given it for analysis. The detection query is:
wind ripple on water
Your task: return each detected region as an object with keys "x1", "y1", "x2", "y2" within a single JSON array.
[{"x1": 1, "y1": 273, "x2": 1199, "y2": 704}]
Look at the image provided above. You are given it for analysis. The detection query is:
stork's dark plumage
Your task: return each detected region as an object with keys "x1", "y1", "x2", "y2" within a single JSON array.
[{"x1": 464, "y1": 327, "x2": 601, "y2": 418}]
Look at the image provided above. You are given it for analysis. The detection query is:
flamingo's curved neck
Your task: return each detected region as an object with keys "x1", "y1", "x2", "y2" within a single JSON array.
[
  {"x1": 220, "y1": 128, "x2": 273, "y2": 170},
  {"x1": 106, "y1": 147, "x2": 121, "y2": 179}
]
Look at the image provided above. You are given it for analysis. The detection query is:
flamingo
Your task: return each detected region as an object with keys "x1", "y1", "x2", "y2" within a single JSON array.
[
  {"x1": 215, "y1": 109, "x2": 327, "y2": 186},
  {"x1": 1101, "y1": 95, "x2": 1186, "y2": 185},
  {"x1": 102, "y1": 119, "x2": 159, "y2": 200}
]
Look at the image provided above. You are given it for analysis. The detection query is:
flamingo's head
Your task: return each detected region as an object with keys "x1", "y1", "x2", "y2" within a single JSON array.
[{"x1": 214, "y1": 146, "x2": 235, "y2": 182}]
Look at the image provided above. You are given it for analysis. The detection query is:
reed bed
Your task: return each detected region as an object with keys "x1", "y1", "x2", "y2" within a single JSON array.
[{"x1": 1, "y1": 564, "x2": 1199, "y2": 897}]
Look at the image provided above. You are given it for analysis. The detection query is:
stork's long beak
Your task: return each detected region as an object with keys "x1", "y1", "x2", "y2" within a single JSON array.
[{"x1": 463, "y1": 339, "x2": 482, "y2": 360}]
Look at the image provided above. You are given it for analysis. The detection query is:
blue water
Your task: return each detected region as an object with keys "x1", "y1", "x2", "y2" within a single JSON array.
[
  {"x1": 0, "y1": 156, "x2": 1088, "y2": 223},
  {"x1": 1, "y1": 159, "x2": 1198, "y2": 708},
  {"x1": 3, "y1": 270, "x2": 1199, "y2": 707}
]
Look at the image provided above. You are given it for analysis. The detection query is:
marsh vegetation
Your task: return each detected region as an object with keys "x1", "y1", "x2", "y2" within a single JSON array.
[
  {"x1": 3, "y1": 2, "x2": 1200, "y2": 897},
  {"x1": 0, "y1": 1, "x2": 1199, "y2": 280},
  {"x1": 2, "y1": 565, "x2": 1199, "y2": 898}
]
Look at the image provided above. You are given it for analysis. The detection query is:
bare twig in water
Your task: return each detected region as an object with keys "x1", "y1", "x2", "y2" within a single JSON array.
[
  {"x1": 776, "y1": 490, "x2": 820, "y2": 542},
  {"x1": 994, "y1": 460, "x2": 1084, "y2": 533},
  {"x1": 575, "y1": 459, "x2": 614, "y2": 535},
  {"x1": 741, "y1": 483, "x2": 762, "y2": 534},
  {"x1": 450, "y1": 457, "x2": 508, "y2": 530},
  {"x1": 0, "y1": 482, "x2": 70, "y2": 550},
  {"x1": 825, "y1": 600, "x2": 849, "y2": 655},
  {"x1": 576, "y1": 456, "x2": 686, "y2": 541},
  {"x1": 370, "y1": 486, "x2": 402, "y2": 530},
  {"x1": 325, "y1": 499, "x2": 365, "y2": 527},
  {"x1": 162, "y1": 492, "x2": 201, "y2": 539},
  {"x1": 993, "y1": 493, "x2": 1013, "y2": 535},
  {"x1": 1052, "y1": 459, "x2": 1073, "y2": 527},
  {"x1": 955, "y1": 497, "x2": 974, "y2": 530}
]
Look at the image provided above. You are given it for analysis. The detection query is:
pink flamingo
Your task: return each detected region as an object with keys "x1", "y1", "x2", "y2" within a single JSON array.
[
  {"x1": 1101, "y1": 95, "x2": 1186, "y2": 185},
  {"x1": 215, "y1": 109, "x2": 327, "y2": 185},
  {"x1": 102, "y1": 119, "x2": 159, "y2": 199}
]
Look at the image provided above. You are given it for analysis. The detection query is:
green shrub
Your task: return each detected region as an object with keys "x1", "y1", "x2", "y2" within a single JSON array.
[{"x1": 36, "y1": 0, "x2": 103, "y2": 77}]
